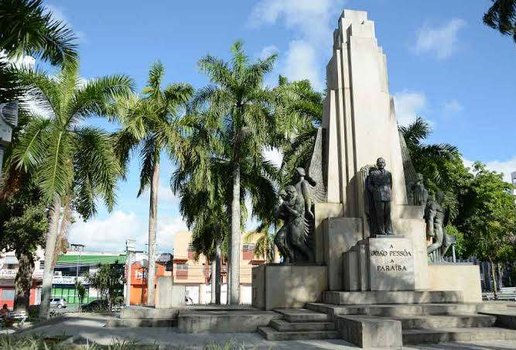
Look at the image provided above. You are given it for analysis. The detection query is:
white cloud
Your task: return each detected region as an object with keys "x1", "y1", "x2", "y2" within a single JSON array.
[
  {"x1": 463, "y1": 157, "x2": 516, "y2": 183},
  {"x1": 283, "y1": 40, "x2": 323, "y2": 90},
  {"x1": 250, "y1": 0, "x2": 342, "y2": 43},
  {"x1": 414, "y1": 18, "x2": 466, "y2": 59},
  {"x1": 484, "y1": 158, "x2": 516, "y2": 183},
  {"x1": 393, "y1": 90, "x2": 427, "y2": 126},
  {"x1": 259, "y1": 45, "x2": 279, "y2": 60},
  {"x1": 262, "y1": 146, "x2": 283, "y2": 168},
  {"x1": 68, "y1": 210, "x2": 186, "y2": 254},
  {"x1": 442, "y1": 99, "x2": 463, "y2": 115},
  {"x1": 250, "y1": 0, "x2": 344, "y2": 91}
]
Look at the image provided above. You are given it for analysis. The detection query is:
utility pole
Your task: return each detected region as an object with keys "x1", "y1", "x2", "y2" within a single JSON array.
[
  {"x1": 70, "y1": 243, "x2": 85, "y2": 305},
  {"x1": 125, "y1": 239, "x2": 136, "y2": 307},
  {"x1": 0, "y1": 102, "x2": 18, "y2": 179}
]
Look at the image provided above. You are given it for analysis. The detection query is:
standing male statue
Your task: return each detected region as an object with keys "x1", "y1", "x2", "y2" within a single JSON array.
[{"x1": 366, "y1": 157, "x2": 393, "y2": 236}]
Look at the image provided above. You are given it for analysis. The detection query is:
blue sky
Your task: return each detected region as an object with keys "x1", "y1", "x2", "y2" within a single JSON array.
[{"x1": 44, "y1": 0, "x2": 516, "y2": 253}]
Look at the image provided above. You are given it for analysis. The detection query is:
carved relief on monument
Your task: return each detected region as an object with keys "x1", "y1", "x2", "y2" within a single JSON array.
[{"x1": 424, "y1": 191, "x2": 456, "y2": 262}]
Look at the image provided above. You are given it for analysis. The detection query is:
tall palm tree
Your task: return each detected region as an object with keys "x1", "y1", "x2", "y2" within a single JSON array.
[
  {"x1": 114, "y1": 62, "x2": 193, "y2": 306},
  {"x1": 8, "y1": 61, "x2": 133, "y2": 318},
  {"x1": 193, "y1": 41, "x2": 278, "y2": 304},
  {"x1": 0, "y1": 0, "x2": 77, "y2": 102}
]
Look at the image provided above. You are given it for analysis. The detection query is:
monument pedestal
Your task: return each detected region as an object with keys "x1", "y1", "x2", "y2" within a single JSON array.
[
  {"x1": 343, "y1": 236, "x2": 416, "y2": 292},
  {"x1": 252, "y1": 264, "x2": 328, "y2": 311}
]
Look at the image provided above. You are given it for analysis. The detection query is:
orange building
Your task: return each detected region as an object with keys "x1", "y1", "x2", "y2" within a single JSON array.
[{"x1": 128, "y1": 253, "x2": 171, "y2": 306}]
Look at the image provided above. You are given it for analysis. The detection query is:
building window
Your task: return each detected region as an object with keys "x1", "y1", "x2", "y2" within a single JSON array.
[
  {"x1": 243, "y1": 243, "x2": 255, "y2": 260},
  {"x1": 1, "y1": 289, "x2": 15, "y2": 301},
  {"x1": 187, "y1": 244, "x2": 195, "y2": 259},
  {"x1": 176, "y1": 263, "x2": 188, "y2": 279},
  {"x1": 39, "y1": 261, "x2": 45, "y2": 270}
]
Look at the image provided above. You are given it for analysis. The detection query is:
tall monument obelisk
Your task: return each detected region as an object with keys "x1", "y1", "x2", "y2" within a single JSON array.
[{"x1": 323, "y1": 10, "x2": 407, "y2": 216}]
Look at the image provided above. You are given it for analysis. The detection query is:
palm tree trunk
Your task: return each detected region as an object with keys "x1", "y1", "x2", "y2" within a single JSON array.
[
  {"x1": 146, "y1": 161, "x2": 159, "y2": 306},
  {"x1": 229, "y1": 164, "x2": 241, "y2": 304},
  {"x1": 215, "y1": 241, "x2": 222, "y2": 304},
  {"x1": 14, "y1": 250, "x2": 35, "y2": 313},
  {"x1": 39, "y1": 196, "x2": 61, "y2": 319}
]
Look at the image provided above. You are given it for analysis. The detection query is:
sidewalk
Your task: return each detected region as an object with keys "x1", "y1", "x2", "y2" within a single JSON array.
[{"x1": 12, "y1": 313, "x2": 516, "y2": 349}]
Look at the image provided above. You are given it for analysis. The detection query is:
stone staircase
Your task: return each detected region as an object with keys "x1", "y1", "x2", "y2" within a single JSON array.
[
  {"x1": 258, "y1": 291, "x2": 516, "y2": 346},
  {"x1": 304, "y1": 290, "x2": 516, "y2": 346},
  {"x1": 258, "y1": 309, "x2": 338, "y2": 341}
]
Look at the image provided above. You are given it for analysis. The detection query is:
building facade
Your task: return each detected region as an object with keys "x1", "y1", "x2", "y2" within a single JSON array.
[{"x1": 171, "y1": 231, "x2": 267, "y2": 304}]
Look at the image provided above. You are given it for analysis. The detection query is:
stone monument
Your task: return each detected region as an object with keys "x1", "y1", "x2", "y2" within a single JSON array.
[{"x1": 253, "y1": 9, "x2": 481, "y2": 311}]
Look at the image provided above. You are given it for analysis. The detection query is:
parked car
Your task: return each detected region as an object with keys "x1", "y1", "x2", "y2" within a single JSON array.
[
  {"x1": 50, "y1": 298, "x2": 67, "y2": 308},
  {"x1": 80, "y1": 299, "x2": 123, "y2": 312},
  {"x1": 80, "y1": 299, "x2": 108, "y2": 312}
]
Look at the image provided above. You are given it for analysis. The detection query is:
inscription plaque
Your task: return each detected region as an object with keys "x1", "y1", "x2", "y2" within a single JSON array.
[{"x1": 368, "y1": 237, "x2": 415, "y2": 291}]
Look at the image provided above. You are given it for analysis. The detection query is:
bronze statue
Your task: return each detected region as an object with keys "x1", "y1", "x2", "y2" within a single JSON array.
[
  {"x1": 274, "y1": 189, "x2": 294, "y2": 263},
  {"x1": 366, "y1": 157, "x2": 393, "y2": 236},
  {"x1": 409, "y1": 173, "x2": 429, "y2": 206},
  {"x1": 425, "y1": 191, "x2": 454, "y2": 262},
  {"x1": 274, "y1": 184, "x2": 314, "y2": 264}
]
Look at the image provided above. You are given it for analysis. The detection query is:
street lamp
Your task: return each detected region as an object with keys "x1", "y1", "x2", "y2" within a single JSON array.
[{"x1": 70, "y1": 243, "x2": 85, "y2": 305}]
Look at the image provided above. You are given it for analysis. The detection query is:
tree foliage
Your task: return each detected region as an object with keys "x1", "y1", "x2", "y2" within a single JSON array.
[
  {"x1": 484, "y1": 0, "x2": 516, "y2": 43},
  {"x1": 0, "y1": 176, "x2": 48, "y2": 312},
  {"x1": 86, "y1": 261, "x2": 125, "y2": 311}
]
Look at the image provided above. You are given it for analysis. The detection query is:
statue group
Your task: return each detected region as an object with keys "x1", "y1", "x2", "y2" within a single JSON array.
[
  {"x1": 274, "y1": 168, "x2": 318, "y2": 264},
  {"x1": 274, "y1": 158, "x2": 456, "y2": 264}
]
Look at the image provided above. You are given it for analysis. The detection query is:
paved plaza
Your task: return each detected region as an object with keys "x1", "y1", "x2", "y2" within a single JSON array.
[{"x1": 6, "y1": 313, "x2": 515, "y2": 349}]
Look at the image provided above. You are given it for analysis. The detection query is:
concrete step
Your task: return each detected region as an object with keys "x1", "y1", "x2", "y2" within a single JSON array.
[
  {"x1": 390, "y1": 314, "x2": 496, "y2": 330},
  {"x1": 274, "y1": 308, "x2": 331, "y2": 322},
  {"x1": 403, "y1": 327, "x2": 516, "y2": 344},
  {"x1": 323, "y1": 290, "x2": 463, "y2": 305},
  {"x1": 270, "y1": 319, "x2": 335, "y2": 332},
  {"x1": 306, "y1": 302, "x2": 479, "y2": 317},
  {"x1": 258, "y1": 326, "x2": 338, "y2": 341}
]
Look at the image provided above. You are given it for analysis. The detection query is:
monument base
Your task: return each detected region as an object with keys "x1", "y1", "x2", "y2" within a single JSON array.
[
  {"x1": 252, "y1": 264, "x2": 328, "y2": 310},
  {"x1": 343, "y1": 236, "x2": 416, "y2": 291},
  {"x1": 428, "y1": 264, "x2": 482, "y2": 303}
]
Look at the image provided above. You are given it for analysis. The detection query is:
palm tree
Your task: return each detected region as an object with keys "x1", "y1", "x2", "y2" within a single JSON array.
[
  {"x1": 113, "y1": 62, "x2": 193, "y2": 306},
  {"x1": 193, "y1": 41, "x2": 278, "y2": 304},
  {"x1": 0, "y1": 0, "x2": 77, "y2": 102},
  {"x1": 274, "y1": 77, "x2": 323, "y2": 185},
  {"x1": 8, "y1": 62, "x2": 133, "y2": 318},
  {"x1": 0, "y1": 0, "x2": 77, "y2": 64},
  {"x1": 484, "y1": 0, "x2": 516, "y2": 43},
  {"x1": 399, "y1": 117, "x2": 459, "y2": 190}
]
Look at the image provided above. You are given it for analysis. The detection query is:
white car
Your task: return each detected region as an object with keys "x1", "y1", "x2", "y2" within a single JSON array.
[{"x1": 50, "y1": 298, "x2": 67, "y2": 308}]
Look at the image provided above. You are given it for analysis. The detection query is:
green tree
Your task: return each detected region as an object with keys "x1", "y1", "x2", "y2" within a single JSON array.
[
  {"x1": 0, "y1": 0, "x2": 77, "y2": 101},
  {"x1": 484, "y1": 0, "x2": 516, "y2": 43},
  {"x1": 0, "y1": 176, "x2": 48, "y2": 313},
  {"x1": 86, "y1": 261, "x2": 125, "y2": 311},
  {"x1": 8, "y1": 62, "x2": 133, "y2": 319},
  {"x1": 459, "y1": 162, "x2": 516, "y2": 298},
  {"x1": 113, "y1": 61, "x2": 193, "y2": 306},
  {"x1": 75, "y1": 280, "x2": 86, "y2": 306},
  {"x1": 192, "y1": 41, "x2": 278, "y2": 303}
]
